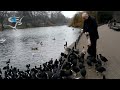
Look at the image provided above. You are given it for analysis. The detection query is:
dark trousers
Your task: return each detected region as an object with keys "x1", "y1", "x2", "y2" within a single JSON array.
[{"x1": 87, "y1": 38, "x2": 97, "y2": 58}]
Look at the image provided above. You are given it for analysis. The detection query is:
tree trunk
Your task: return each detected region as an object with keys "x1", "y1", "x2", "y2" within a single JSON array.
[{"x1": 0, "y1": 23, "x2": 2, "y2": 31}]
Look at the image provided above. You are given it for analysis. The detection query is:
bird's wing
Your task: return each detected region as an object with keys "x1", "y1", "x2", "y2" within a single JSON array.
[{"x1": 6, "y1": 25, "x2": 14, "y2": 28}]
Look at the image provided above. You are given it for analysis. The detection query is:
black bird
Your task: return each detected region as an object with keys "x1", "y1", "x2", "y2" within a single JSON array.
[
  {"x1": 64, "y1": 69, "x2": 73, "y2": 77},
  {"x1": 79, "y1": 62, "x2": 85, "y2": 69},
  {"x1": 91, "y1": 57, "x2": 97, "y2": 63},
  {"x1": 3, "y1": 64, "x2": 9, "y2": 70},
  {"x1": 6, "y1": 59, "x2": 10, "y2": 64},
  {"x1": 80, "y1": 68, "x2": 86, "y2": 78},
  {"x1": 95, "y1": 63, "x2": 101, "y2": 68},
  {"x1": 54, "y1": 59, "x2": 59, "y2": 65},
  {"x1": 87, "y1": 60, "x2": 92, "y2": 66},
  {"x1": 64, "y1": 41, "x2": 67, "y2": 48},
  {"x1": 87, "y1": 56, "x2": 97, "y2": 63},
  {"x1": 32, "y1": 47, "x2": 38, "y2": 50},
  {"x1": 46, "y1": 71, "x2": 53, "y2": 79},
  {"x1": 99, "y1": 54, "x2": 108, "y2": 62},
  {"x1": 60, "y1": 69, "x2": 72, "y2": 79},
  {"x1": 62, "y1": 62, "x2": 71, "y2": 70},
  {"x1": 51, "y1": 72, "x2": 61, "y2": 79},
  {"x1": 103, "y1": 74, "x2": 106, "y2": 79},
  {"x1": 95, "y1": 66, "x2": 106, "y2": 73},
  {"x1": 65, "y1": 62, "x2": 72, "y2": 70},
  {"x1": 60, "y1": 69, "x2": 66, "y2": 77},
  {"x1": 65, "y1": 41, "x2": 67, "y2": 47},
  {"x1": 64, "y1": 54, "x2": 68, "y2": 58},
  {"x1": 79, "y1": 57, "x2": 84, "y2": 64},
  {"x1": 53, "y1": 38, "x2": 55, "y2": 40},
  {"x1": 72, "y1": 66, "x2": 80, "y2": 73},
  {"x1": 61, "y1": 52, "x2": 65, "y2": 57},
  {"x1": 80, "y1": 53, "x2": 85, "y2": 59},
  {"x1": 71, "y1": 59, "x2": 77, "y2": 66},
  {"x1": 39, "y1": 71, "x2": 48, "y2": 79},
  {"x1": 96, "y1": 55, "x2": 102, "y2": 66}
]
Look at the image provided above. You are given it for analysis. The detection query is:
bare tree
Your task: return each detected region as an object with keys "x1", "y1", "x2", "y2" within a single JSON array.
[{"x1": 0, "y1": 11, "x2": 8, "y2": 31}]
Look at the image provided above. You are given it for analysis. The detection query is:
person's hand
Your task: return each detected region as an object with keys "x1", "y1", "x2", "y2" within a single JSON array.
[
  {"x1": 87, "y1": 38, "x2": 91, "y2": 46},
  {"x1": 85, "y1": 32, "x2": 89, "y2": 36}
]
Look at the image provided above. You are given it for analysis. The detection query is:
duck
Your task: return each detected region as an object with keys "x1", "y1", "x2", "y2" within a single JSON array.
[
  {"x1": 53, "y1": 38, "x2": 55, "y2": 40},
  {"x1": 31, "y1": 47, "x2": 38, "y2": 50},
  {"x1": 64, "y1": 41, "x2": 67, "y2": 48},
  {"x1": 6, "y1": 59, "x2": 10, "y2": 64},
  {"x1": 40, "y1": 42, "x2": 43, "y2": 45}
]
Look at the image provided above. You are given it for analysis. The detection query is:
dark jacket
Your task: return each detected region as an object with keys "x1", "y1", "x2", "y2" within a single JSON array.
[{"x1": 83, "y1": 16, "x2": 99, "y2": 40}]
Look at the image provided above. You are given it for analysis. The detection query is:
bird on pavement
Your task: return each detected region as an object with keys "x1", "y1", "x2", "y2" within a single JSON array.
[{"x1": 99, "y1": 54, "x2": 108, "y2": 62}]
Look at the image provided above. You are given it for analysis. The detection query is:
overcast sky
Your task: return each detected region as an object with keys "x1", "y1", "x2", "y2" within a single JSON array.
[{"x1": 61, "y1": 11, "x2": 82, "y2": 18}]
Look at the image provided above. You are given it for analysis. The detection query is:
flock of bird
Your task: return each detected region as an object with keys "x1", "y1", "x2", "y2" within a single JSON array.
[
  {"x1": 60, "y1": 45, "x2": 108, "y2": 79},
  {"x1": 0, "y1": 30, "x2": 108, "y2": 79},
  {"x1": 0, "y1": 41, "x2": 108, "y2": 79}
]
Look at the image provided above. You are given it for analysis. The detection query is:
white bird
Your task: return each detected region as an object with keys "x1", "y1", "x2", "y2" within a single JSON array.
[
  {"x1": 0, "y1": 38, "x2": 6, "y2": 43},
  {"x1": 6, "y1": 16, "x2": 24, "y2": 30}
]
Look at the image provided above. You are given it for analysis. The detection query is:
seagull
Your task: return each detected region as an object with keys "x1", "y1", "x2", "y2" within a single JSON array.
[
  {"x1": 0, "y1": 38, "x2": 6, "y2": 43},
  {"x1": 6, "y1": 16, "x2": 24, "y2": 30}
]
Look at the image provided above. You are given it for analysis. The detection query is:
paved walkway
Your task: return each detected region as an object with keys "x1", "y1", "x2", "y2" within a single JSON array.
[{"x1": 66, "y1": 24, "x2": 120, "y2": 79}]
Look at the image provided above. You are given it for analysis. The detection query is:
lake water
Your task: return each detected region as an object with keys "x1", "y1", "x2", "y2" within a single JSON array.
[{"x1": 0, "y1": 25, "x2": 81, "y2": 70}]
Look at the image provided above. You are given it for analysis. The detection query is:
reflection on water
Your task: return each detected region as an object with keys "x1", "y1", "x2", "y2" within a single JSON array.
[{"x1": 0, "y1": 25, "x2": 81, "y2": 70}]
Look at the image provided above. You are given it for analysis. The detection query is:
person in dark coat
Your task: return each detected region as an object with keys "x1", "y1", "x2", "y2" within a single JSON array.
[{"x1": 82, "y1": 12, "x2": 99, "y2": 58}]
